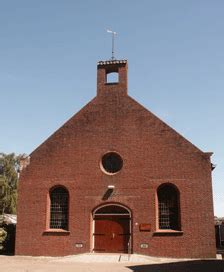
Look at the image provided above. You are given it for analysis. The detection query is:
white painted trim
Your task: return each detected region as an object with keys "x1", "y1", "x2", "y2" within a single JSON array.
[
  {"x1": 92, "y1": 215, "x2": 95, "y2": 253},
  {"x1": 93, "y1": 203, "x2": 132, "y2": 217},
  {"x1": 94, "y1": 213, "x2": 130, "y2": 216}
]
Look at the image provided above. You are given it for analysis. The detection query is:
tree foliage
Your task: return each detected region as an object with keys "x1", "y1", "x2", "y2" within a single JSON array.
[{"x1": 0, "y1": 153, "x2": 23, "y2": 214}]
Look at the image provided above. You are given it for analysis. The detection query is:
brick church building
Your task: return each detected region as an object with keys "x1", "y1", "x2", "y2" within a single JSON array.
[{"x1": 16, "y1": 60, "x2": 216, "y2": 258}]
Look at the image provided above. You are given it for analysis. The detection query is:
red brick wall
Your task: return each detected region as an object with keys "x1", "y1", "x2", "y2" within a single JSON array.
[{"x1": 16, "y1": 61, "x2": 216, "y2": 258}]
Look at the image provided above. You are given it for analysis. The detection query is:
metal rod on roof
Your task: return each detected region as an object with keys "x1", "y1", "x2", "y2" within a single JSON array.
[{"x1": 107, "y1": 29, "x2": 117, "y2": 60}]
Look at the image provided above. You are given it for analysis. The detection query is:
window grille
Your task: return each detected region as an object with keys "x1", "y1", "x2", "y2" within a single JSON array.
[
  {"x1": 158, "y1": 185, "x2": 180, "y2": 230},
  {"x1": 50, "y1": 187, "x2": 68, "y2": 230}
]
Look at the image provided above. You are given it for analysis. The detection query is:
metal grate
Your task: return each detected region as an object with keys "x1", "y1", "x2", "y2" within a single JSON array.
[
  {"x1": 50, "y1": 187, "x2": 68, "y2": 230},
  {"x1": 158, "y1": 185, "x2": 179, "y2": 230}
]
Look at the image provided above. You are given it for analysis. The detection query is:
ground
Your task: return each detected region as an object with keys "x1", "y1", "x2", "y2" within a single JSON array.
[{"x1": 0, "y1": 254, "x2": 224, "y2": 272}]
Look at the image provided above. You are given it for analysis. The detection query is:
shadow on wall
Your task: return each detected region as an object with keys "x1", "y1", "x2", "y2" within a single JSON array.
[
  {"x1": 1, "y1": 225, "x2": 16, "y2": 255},
  {"x1": 127, "y1": 260, "x2": 224, "y2": 272}
]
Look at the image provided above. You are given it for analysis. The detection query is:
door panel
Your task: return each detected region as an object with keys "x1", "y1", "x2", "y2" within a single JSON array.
[{"x1": 94, "y1": 216, "x2": 130, "y2": 253}]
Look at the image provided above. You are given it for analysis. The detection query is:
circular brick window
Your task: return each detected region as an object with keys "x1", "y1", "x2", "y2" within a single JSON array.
[{"x1": 101, "y1": 152, "x2": 123, "y2": 174}]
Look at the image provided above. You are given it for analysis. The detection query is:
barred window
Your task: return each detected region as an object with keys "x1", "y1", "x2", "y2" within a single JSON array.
[
  {"x1": 158, "y1": 184, "x2": 180, "y2": 230},
  {"x1": 50, "y1": 187, "x2": 68, "y2": 230}
]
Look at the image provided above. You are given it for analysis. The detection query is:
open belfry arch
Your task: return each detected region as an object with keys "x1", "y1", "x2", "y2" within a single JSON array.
[{"x1": 16, "y1": 58, "x2": 216, "y2": 258}]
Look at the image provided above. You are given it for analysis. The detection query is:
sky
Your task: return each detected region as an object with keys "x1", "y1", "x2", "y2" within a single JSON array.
[{"x1": 0, "y1": 0, "x2": 223, "y2": 216}]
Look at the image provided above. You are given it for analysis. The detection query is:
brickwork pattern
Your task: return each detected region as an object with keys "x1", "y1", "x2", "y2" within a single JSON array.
[{"x1": 16, "y1": 61, "x2": 216, "y2": 258}]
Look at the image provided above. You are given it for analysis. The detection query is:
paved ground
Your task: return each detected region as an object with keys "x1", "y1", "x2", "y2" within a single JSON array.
[{"x1": 0, "y1": 254, "x2": 223, "y2": 272}]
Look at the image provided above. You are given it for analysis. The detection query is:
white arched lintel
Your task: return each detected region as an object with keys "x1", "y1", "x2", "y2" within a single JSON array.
[{"x1": 93, "y1": 203, "x2": 131, "y2": 217}]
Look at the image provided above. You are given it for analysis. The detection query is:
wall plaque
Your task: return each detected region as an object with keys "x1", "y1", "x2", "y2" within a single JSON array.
[
  {"x1": 75, "y1": 243, "x2": 83, "y2": 248},
  {"x1": 139, "y1": 223, "x2": 151, "y2": 232},
  {"x1": 140, "y1": 243, "x2": 149, "y2": 249}
]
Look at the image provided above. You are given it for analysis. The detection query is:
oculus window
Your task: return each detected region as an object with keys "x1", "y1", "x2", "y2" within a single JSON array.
[{"x1": 101, "y1": 152, "x2": 123, "y2": 174}]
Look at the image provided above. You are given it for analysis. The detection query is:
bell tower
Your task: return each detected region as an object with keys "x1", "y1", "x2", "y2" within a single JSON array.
[{"x1": 97, "y1": 60, "x2": 128, "y2": 96}]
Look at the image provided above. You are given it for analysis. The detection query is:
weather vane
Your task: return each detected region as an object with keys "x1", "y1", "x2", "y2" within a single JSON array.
[{"x1": 107, "y1": 29, "x2": 117, "y2": 60}]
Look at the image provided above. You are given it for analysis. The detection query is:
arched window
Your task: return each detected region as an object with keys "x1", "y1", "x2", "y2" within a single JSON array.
[
  {"x1": 106, "y1": 72, "x2": 119, "y2": 83},
  {"x1": 49, "y1": 187, "x2": 68, "y2": 230},
  {"x1": 157, "y1": 184, "x2": 180, "y2": 230}
]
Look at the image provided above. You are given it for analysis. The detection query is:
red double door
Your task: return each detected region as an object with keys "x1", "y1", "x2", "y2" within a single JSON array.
[{"x1": 94, "y1": 216, "x2": 130, "y2": 253}]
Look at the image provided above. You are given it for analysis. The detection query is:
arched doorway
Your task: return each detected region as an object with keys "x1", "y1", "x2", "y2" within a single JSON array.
[{"x1": 92, "y1": 204, "x2": 131, "y2": 253}]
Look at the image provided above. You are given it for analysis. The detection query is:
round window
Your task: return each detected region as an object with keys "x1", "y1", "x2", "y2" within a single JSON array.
[{"x1": 101, "y1": 152, "x2": 123, "y2": 174}]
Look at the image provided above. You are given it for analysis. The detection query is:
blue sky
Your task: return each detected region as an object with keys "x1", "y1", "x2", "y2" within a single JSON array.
[{"x1": 0, "y1": 1, "x2": 223, "y2": 216}]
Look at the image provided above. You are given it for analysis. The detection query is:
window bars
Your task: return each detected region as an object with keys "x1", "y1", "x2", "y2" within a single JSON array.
[
  {"x1": 158, "y1": 185, "x2": 180, "y2": 230},
  {"x1": 50, "y1": 187, "x2": 68, "y2": 230}
]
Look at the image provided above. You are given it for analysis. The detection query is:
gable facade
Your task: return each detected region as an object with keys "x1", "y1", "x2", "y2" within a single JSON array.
[{"x1": 16, "y1": 60, "x2": 216, "y2": 258}]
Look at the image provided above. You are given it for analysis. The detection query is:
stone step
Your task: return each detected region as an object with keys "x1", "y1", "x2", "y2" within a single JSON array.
[{"x1": 53, "y1": 253, "x2": 181, "y2": 263}]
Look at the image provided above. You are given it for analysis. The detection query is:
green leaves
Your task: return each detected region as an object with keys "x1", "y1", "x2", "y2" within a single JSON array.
[
  {"x1": 0, "y1": 227, "x2": 7, "y2": 251},
  {"x1": 0, "y1": 153, "x2": 24, "y2": 214}
]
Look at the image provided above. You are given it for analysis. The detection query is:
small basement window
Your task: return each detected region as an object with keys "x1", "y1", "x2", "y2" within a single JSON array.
[
  {"x1": 101, "y1": 152, "x2": 123, "y2": 174},
  {"x1": 106, "y1": 72, "x2": 119, "y2": 83}
]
